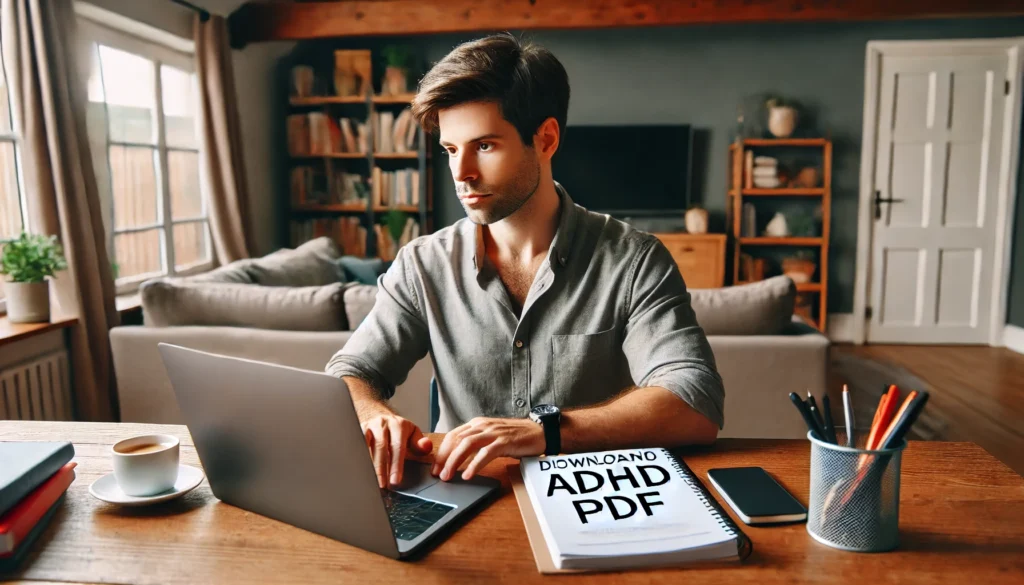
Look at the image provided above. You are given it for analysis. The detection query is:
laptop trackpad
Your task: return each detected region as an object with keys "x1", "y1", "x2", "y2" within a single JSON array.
[{"x1": 392, "y1": 460, "x2": 439, "y2": 493}]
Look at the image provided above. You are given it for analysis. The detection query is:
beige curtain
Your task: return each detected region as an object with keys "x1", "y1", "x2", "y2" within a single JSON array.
[
  {"x1": 195, "y1": 14, "x2": 252, "y2": 263},
  {"x1": 1, "y1": 0, "x2": 119, "y2": 420}
]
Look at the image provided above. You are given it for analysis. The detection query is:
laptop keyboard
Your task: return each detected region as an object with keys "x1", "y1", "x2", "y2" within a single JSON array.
[{"x1": 381, "y1": 490, "x2": 455, "y2": 541}]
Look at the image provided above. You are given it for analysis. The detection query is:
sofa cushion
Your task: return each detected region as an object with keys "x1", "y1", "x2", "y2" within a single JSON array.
[
  {"x1": 337, "y1": 256, "x2": 388, "y2": 285},
  {"x1": 182, "y1": 260, "x2": 254, "y2": 284},
  {"x1": 690, "y1": 276, "x2": 796, "y2": 336},
  {"x1": 343, "y1": 284, "x2": 378, "y2": 330},
  {"x1": 140, "y1": 280, "x2": 348, "y2": 331},
  {"x1": 244, "y1": 237, "x2": 344, "y2": 287}
]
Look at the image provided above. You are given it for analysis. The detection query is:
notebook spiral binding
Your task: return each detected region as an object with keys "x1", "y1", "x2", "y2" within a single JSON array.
[{"x1": 664, "y1": 450, "x2": 753, "y2": 560}]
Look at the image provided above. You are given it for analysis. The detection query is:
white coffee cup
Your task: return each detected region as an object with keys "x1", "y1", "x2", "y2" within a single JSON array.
[{"x1": 111, "y1": 434, "x2": 180, "y2": 496}]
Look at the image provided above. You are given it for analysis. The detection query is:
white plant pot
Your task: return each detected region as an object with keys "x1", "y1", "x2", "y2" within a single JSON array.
[
  {"x1": 684, "y1": 208, "x2": 709, "y2": 234},
  {"x1": 5, "y1": 280, "x2": 51, "y2": 323},
  {"x1": 768, "y1": 106, "x2": 798, "y2": 138}
]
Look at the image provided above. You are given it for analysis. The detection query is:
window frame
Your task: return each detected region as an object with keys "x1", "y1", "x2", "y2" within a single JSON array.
[
  {"x1": 0, "y1": 42, "x2": 30, "y2": 316},
  {"x1": 77, "y1": 17, "x2": 212, "y2": 295}
]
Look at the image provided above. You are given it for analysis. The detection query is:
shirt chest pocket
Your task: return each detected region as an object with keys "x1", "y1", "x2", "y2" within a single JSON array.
[{"x1": 550, "y1": 328, "x2": 631, "y2": 407}]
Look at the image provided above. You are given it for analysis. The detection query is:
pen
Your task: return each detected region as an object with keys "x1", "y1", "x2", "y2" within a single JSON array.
[
  {"x1": 789, "y1": 392, "x2": 824, "y2": 440},
  {"x1": 842, "y1": 385, "x2": 855, "y2": 447},
  {"x1": 807, "y1": 392, "x2": 828, "y2": 443},
  {"x1": 822, "y1": 394, "x2": 837, "y2": 444}
]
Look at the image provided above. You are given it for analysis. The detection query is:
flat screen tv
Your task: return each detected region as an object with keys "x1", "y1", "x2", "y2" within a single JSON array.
[{"x1": 552, "y1": 124, "x2": 693, "y2": 216}]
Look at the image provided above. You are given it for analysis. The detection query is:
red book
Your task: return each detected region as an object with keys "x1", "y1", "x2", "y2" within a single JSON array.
[{"x1": 0, "y1": 462, "x2": 76, "y2": 556}]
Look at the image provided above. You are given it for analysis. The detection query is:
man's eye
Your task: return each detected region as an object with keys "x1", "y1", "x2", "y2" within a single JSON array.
[{"x1": 478, "y1": 143, "x2": 492, "y2": 152}]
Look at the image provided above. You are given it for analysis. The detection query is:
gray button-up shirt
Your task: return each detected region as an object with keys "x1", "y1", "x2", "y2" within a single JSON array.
[{"x1": 326, "y1": 185, "x2": 725, "y2": 432}]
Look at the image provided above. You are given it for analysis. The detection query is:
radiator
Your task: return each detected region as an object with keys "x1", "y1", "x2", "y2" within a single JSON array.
[{"x1": 0, "y1": 350, "x2": 74, "y2": 420}]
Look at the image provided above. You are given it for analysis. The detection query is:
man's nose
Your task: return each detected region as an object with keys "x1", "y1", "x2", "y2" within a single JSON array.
[{"x1": 451, "y1": 153, "x2": 478, "y2": 184}]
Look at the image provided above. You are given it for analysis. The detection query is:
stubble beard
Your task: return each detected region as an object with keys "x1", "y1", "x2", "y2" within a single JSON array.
[{"x1": 459, "y1": 153, "x2": 541, "y2": 225}]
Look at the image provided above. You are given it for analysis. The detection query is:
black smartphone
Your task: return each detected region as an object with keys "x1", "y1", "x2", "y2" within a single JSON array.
[{"x1": 707, "y1": 467, "x2": 807, "y2": 525}]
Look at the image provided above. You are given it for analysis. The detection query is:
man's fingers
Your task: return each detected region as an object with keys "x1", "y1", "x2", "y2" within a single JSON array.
[
  {"x1": 441, "y1": 433, "x2": 489, "y2": 481},
  {"x1": 407, "y1": 427, "x2": 432, "y2": 455},
  {"x1": 388, "y1": 419, "x2": 412, "y2": 486},
  {"x1": 372, "y1": 424, "x2": 390, "y2": 489},
  {"x1": 433, "y1": 425, "x2": 474, "y2": 475},
  {"x1": 461, "y1": 443, "x2": 499, "y2": 480}
]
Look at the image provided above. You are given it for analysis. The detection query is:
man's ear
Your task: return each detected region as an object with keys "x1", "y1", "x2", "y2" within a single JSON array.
[{"x1": 533, "y1": 117, "x2": 560, "y2": 161}]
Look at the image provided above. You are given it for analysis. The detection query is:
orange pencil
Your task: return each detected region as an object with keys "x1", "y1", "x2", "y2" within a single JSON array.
[
  {"x1": 877, "y1": 391, "x2": 918, "y2": 448},
  {"x1": 866, "y1": 386, "x2": 901, "y2": 450}
]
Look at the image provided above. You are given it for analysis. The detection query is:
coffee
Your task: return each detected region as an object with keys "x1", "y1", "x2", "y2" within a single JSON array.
[{"x1": 117, "y1": 443, "x2": 169, "y2": 455}]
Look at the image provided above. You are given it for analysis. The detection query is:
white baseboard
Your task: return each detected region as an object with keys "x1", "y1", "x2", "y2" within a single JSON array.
[
  {"x1": 827, "y1": 313, "x2": 856, "y2": 343},
  {"x1": 1004, "y1": 324, "x2": 1024, "y2": 354}
]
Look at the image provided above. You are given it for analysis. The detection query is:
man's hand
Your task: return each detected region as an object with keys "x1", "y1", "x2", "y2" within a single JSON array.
[
  {"x1": 433, "y1": 417, "x2": 545, "y2": 481},
  {"x1": 361, "y1": 412, "x2": 432, "y2": 489}
]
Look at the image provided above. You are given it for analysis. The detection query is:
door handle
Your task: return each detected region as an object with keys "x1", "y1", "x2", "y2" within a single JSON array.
[{"x1": 874, "y1": 190, "x2": 905, "y2": 219}]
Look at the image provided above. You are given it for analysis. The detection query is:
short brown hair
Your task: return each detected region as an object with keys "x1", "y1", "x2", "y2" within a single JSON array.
[{"x1": 411, "y1": 33, "x2": 570, "y2": 145}]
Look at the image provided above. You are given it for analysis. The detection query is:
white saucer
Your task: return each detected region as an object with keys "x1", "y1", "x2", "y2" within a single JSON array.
[{"x1": 89, "y1": 464, "x2": 205, "y2": 506}]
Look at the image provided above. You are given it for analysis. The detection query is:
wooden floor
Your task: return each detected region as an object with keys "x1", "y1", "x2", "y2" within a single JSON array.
[{"x1": 832, "y1": 344, "x2": 1024, "y2": 476}]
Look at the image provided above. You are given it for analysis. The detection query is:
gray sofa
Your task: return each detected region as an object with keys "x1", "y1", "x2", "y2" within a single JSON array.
[{"x1": 110, "y1": 238, "x2": 828, "y2": 439}]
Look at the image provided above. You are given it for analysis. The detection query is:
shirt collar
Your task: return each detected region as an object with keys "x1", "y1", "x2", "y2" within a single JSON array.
[{"x1": 469, "y1": 181, "x2": 579, "y2": 273}]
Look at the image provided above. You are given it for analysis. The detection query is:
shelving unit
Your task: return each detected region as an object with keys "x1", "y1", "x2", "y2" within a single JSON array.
[
  {"x1": 727, "y1": 138, "x2": 832, "y2": 331},
  {"x1": 287, "y1": 65, "x2": 432, "y2": 260}
]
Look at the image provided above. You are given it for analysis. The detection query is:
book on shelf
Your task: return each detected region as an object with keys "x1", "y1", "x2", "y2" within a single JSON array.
[
  {"x1": 288, "y1": 113, "x2": 369, "y2": 156},
  {"x1": 369, "y1": 107, "x2": 419, "y2": 154},
  {"x1": 374, "y1": 218, "x2": 421, "y2": 262},
  {"x1": 291, "y1": 217, "x2": 367, "y2": 257},
  {"x1": 291, "y1": 168, "x2": 370, "y2": 206},
  {"x1": 741, "y1": 202, "x2": 757, "y2": 237},
  {"x1": 372, "y1": 168, "x2": 420, "y2": 208},
  {"x1": 515, "y1": 448, "x2": 750, "y2": 572}
]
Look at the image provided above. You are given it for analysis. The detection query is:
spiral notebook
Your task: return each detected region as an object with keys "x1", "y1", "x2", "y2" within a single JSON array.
[{"x1": 511, "y1": 448, "x2": 751, "y2": 572}]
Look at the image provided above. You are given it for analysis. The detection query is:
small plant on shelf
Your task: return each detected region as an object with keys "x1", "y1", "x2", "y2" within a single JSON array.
[{"x1": 380, "y1": 45, "x2": 414, "y2": 96}]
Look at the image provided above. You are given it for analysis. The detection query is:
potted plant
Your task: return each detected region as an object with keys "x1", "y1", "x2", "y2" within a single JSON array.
[
  {"x1": 381, "y1": 45, "x2": 413, "y2": 96},
  {"x1": 765, "y1": 96, "x2": 799, "y2": 138},
  {"x1": 0, "y1": 233, "x2": 67, "y2": 323},
  {"x1": 782, "y1": 250, "x2": 816, "y2": 284}
]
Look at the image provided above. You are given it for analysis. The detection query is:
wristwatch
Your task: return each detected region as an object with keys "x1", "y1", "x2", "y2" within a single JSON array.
[{"x1": 529, "y1": 404, "x2": 561, "y2": 456}]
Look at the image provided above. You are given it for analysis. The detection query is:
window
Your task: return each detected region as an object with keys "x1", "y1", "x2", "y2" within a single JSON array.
[
  {"x1": 79, "y1": 18, "x2": 211, "y2": 293},
  {"x1": 0, "y1": 41, "x2": 28, "y2": 315}
]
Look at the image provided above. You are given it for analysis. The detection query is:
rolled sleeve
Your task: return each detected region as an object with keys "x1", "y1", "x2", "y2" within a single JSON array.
[
  {"x1": 622, "y1": 238, "x2": 725, "y2": 429},
  {"x1": 325, "y1": 246, "x2": 430, "y2": 399}
]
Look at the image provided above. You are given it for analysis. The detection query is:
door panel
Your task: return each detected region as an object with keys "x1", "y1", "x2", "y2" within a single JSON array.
[{"x1": 868, "y1": 52, "x2": 1007, "y2": 344}]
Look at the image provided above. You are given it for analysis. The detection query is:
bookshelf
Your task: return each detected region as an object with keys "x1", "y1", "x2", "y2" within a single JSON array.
[
  {"x1": 727, "y1": 138, "x2": 832, "y2": 331},
  {"x1": 286, "y1": 52, "x2": 432, "y2": 261}
]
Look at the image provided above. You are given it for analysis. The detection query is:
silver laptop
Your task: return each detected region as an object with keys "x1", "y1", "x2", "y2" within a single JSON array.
[{"x1": 157, "y1": 343, "x2": 499, "y2": 559}]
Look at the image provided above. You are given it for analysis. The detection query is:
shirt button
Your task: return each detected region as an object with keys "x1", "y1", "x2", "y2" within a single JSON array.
[
  {"x1": 559, "y1": 256, "x2": 567, "y2": 266},
  {"x1": 515, "y1": 339, "x2": 524, "y2": 348},
  {"x1": 515, "y1": 398, "x2": 526, "y2": 408}
]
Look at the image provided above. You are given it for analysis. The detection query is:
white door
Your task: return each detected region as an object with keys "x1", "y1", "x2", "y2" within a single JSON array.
[{"x1": 866, "y1": 45, "x2": 1015, "y2": 344}]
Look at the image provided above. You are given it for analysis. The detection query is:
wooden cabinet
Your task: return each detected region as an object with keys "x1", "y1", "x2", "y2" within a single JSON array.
[{"x1": 653, "y1": 233, "x2": 727, "y2": 289}]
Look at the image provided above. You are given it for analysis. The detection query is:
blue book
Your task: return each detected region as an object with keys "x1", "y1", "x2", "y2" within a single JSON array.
[
  {"x1": 0, "y1": 494, "x2": 64, "y2": 573},
  {"x1": 0, "y1": 442, "x2": 75, "y2": 516}
]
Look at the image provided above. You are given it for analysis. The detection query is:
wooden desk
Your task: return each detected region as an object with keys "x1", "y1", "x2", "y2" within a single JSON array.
[{"x1": 2, "y1": 421, "x2": 1021, "y2": 584}]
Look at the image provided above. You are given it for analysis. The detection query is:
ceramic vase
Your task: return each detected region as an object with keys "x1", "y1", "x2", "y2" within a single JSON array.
[{"x1": 768, "y1": 106, "x2": 798, "y2": 138}]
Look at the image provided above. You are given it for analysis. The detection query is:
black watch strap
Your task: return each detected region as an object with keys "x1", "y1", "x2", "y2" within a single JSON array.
[{"x1": 542, "y1": 415, "x2": 561, "y2": 456}]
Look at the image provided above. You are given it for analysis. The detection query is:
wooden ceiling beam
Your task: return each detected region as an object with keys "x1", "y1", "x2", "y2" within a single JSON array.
[{"x1": 228, "y1": 0, "x2": 1024, "y2": 48}]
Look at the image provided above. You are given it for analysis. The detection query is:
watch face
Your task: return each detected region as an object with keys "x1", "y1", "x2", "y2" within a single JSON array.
[{"x1": 532, "y1": 404, "x2": 560, "y2": 416}]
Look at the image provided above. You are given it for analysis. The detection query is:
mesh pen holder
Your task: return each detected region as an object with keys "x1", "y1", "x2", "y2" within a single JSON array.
[{"x1": 806, "y1": 431, "x2": 906, "y2": 552}]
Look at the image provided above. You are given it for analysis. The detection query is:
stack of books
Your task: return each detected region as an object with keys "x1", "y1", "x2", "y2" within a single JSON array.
[
  {"x1": 287, "y1": 114, "x2": 369, "y2": 156},
  {"x1": 290, "y1": 167, "x2": 370, "y2": 206},
  {"x1": 290, "y1": 217, "x2": 367, "y2": 257},
  {"x1": 0, "y1": 442, "x2": 77, "y2": 571},
  {"x1": 372, "y1": 168, "x2": 420, "y2": 208},
  {"x1": 374, "y1": 217, "x2": 420, "y2": 262},
  {"x1": 371, "y1": 107, "x2": 419, "y2": 153}
]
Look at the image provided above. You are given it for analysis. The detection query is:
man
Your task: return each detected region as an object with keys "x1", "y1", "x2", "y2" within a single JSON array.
[{"x1": 326, "y1": 33, "x2": 724, "y2": 490}]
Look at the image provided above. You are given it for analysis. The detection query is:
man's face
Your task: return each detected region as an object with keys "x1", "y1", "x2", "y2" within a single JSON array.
[{"x1": 438, "y1": 101, "x2": 540, "y2": 225}]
